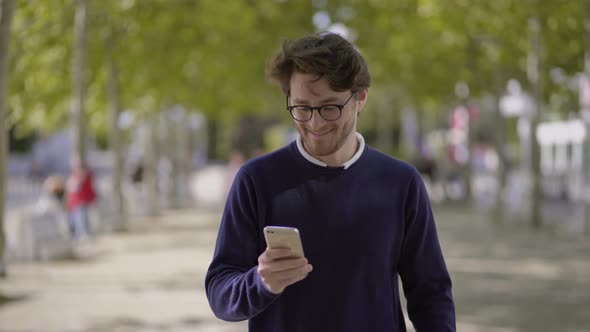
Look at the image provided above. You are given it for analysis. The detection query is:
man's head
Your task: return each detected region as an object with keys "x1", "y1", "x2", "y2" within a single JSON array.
[
  {"x1": 267, "y1": 32, "x2": 371, "y2": 96},
  {"x1": 267, "y1": 33, "x2": 372, "y2": 165}
]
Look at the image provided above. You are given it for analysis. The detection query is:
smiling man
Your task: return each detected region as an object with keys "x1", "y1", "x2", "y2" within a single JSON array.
[
  {"x1": 205, "y1": 32, "x2": 455, "y2": 332},
  {"x1": 290, "y1": 73, "x2": 360, "y2": 166}
]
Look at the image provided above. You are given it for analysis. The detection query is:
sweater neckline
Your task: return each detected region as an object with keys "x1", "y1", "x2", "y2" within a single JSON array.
[{"x1": 295, "y1": 132, "x2": 365, "y2": 170}]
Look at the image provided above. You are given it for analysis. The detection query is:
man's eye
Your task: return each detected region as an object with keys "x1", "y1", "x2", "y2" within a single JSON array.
[{"x1": 321, "y1": 106, "x2": 340, "y2": 112}]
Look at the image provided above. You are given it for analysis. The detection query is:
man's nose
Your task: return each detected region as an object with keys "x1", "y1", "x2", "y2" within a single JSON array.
[{"x1": 308, "y1": 109, "x2": 327, "y2": 128}]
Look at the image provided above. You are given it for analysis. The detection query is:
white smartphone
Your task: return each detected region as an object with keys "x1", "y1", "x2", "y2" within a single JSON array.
[{"x1": 263, "y1": 226, "x2": 305, "y2": 258}]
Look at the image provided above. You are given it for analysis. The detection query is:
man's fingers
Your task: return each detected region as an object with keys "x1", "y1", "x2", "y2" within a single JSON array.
[
  {"x1": 258, "y1": 263, "x2": 313, "y2": 294},
  {"x1": 259, "y1": 248, "x2": 305, "y2": 266},
  {"x1": 257, "y1": 247, "x2": 312, "y2": 294},
  {"x1": 258, "y1": 258, "x2": 308, "y2": 276},
  {"x1": 258, "y1": 248, "x2": 292, "y2": 264},
  {"x1": 265, "y1": 248, "x2": 293, "y2": 259},
  {"x1": 280, "y1": 265, "x2": 313, "y2": 287},
  {"x1": 271, "y1": 263, "x2": 313, "y2": 281},
  {"x1": 271, "y1": 257, "x2": 307, "y2": 271}
]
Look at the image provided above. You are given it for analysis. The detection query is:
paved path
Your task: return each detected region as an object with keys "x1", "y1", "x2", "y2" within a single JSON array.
[
  {"x1": 0, "y1": 208, "x2": 246, "y2": 332},
  {"x1": 1, "y1": 205, "x2": 589, "y2": 332},
  {"x1": 439, "y1": 205, "x2": 590, "y2": 332}
]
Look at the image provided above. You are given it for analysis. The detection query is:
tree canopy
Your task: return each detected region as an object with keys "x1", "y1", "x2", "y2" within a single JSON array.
[{"x1": 7, "y1": 0, "x2": 585, "y2": 149}]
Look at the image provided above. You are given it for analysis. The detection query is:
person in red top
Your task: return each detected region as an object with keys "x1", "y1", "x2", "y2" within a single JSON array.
[{"x1": 66, "y1": 157, "x2": 97, "y2": 239}]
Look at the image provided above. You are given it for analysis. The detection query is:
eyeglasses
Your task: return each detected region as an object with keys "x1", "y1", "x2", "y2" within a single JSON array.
[{"x1": 287, "y1": 92, "x2": 356, "y2": 122}]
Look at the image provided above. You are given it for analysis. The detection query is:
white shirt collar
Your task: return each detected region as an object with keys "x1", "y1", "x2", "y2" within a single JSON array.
[{"x1": 296, "y1": 132, "x2": 365, "y2": 170}]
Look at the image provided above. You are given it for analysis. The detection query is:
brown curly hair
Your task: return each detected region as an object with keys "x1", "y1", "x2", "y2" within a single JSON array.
[{"x1": 267, "y1": 32, "x2": 371, "y2": 95}]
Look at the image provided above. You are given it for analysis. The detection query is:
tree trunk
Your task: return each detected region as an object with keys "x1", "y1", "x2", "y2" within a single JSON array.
[
  {"x1": 493, "y1": 79, "x2": 508, "y2": 223},
  {"x1": 207, "y1": 117, "x2": 219, "y2": 160},
  {"x1": 145, "y1": 118, "x2": 160, "y2": 216},
  {"x1": 0, "y1": 0, "x2": 15, "y2": 278},
  {"x1": 463, "y1": 40, "x2": 478, "y2": 202},
  {"x1": 72, "y1": 0, "x2": 88, "y2": 161},
  {"x1": 582, "y1": 0, "x2": 590, "y2": 235},
  {"x1": 105, "y1": 28, "x2": 127, "y2": 231},
  {"x1": 463, "y1": 105, "x2": 474, "y2": 201},
  {"x1": 491, "y1": 65, "x2": 510, "y2": 223},
  {"x1": 377, "y1": 93, "x2": 395, "y2": 156},
  {"x1": 528, "y1": 15, "x2": 543, "y2": 229},
  {"x1": 174, "y1": 109, "x2": 192, "y2": 208},
  {"x1": 166, "y1": 111, "x2": 181, "y2": 208}
]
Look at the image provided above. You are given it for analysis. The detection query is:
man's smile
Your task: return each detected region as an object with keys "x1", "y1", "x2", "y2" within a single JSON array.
[{"x1": 308, "y1": 128, "x2": 334, "y2": 137}]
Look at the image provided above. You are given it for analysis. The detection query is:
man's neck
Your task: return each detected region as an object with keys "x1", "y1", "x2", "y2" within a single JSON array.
[
  {"x1": 306, "y1": 133, "x2": 359, "y2": 167},
  {"x1": 325, "y1": 138, "x2": 356, "y2": 167}
]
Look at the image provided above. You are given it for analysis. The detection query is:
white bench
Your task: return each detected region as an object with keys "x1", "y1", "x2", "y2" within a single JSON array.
[{"x1": 8, "y1": 208, "x2": 73, "y2": 261}]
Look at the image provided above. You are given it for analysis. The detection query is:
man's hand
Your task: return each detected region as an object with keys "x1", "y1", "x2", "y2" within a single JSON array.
[{"x1": 257, "y1": 248, "x2": 313, "y2": 294}]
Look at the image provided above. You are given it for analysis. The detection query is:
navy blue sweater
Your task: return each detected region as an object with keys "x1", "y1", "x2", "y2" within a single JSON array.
[{"x1": 205, "y1": 141, "x2": 455, "y2": 331}]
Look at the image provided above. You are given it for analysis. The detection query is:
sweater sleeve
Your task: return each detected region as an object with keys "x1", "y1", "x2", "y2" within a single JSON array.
[
  {"x1": 398, "y1": 169, "x2": 456, "y2": 331},
  {"x1": 205, "y1": 168, "x2": 279, "y2": 321}
]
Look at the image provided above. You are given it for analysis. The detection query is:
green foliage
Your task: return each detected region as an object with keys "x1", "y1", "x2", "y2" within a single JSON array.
[
  {"x1": 6, "y1": 0, "x2": 587, "y2": 142},
  {"x1": 10, "y1": 0, "x2": 74, "y2": 134}
]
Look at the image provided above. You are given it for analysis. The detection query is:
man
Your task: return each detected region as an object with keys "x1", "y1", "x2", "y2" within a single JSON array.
[{"x1": 205, "y1": 32, "x2": 455, "y2": 332}]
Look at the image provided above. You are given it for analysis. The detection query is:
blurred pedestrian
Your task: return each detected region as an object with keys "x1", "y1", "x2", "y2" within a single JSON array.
[
  {"x1": 206, "y1": 32, "x2": 455, "y2": 331},
  {"x1": 131, "y1": 159, "x2": 144, "y2": 188},
  {"x1": 66, "y1": 157, "x2": 97, "y2": 240},
  {"x1": 35, "y1": 175, "x2": 66, "y2": 214}
]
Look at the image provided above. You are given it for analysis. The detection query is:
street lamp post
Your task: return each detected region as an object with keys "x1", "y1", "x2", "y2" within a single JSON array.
[
  {"x1": 499, "y1": 79, "x2": 535, "y2": 219},
  {"x1": 500, "y1": 79, "x2": 534, "y2": 171}
]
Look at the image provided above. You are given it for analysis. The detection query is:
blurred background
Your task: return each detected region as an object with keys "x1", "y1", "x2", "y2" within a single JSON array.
[{"x1": 0, "y1": 0, "x2": 589, "y2": 331}]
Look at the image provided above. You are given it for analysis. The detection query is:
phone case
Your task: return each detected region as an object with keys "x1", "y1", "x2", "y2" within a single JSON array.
[{"x1": 263, "y1": 226, "x2": 305, "y2": 257}]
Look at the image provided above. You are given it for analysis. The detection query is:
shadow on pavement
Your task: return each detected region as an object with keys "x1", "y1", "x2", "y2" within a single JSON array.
[
  {"x1": 435, "y1": 205, "x2": 590, "y2": 331},
  {"x1": 0, "y1": 293, "x2": 30, "y2": 307},
  {"x1": 84, "y1": 316, "x2": 204, "y2": 332}
]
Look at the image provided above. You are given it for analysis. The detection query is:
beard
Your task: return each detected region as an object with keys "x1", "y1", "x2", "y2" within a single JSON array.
[{"x1": 299, "y1": 115, "x2": 357, "y2": 158}]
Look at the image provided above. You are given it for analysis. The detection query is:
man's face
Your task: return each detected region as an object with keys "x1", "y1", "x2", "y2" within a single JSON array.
[{"x1": 289, "y1": 72, "x2": 366, "y2": 160}]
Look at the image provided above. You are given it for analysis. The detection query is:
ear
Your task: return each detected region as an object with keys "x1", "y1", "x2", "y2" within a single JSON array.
[{"x1": 356, "y1": 88, "x2": 369, "y2": 113}]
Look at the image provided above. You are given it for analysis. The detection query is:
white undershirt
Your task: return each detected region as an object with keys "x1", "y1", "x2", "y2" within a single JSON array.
[{"x1": 296, "y1": 132, "x2": 365, "y2": 170}]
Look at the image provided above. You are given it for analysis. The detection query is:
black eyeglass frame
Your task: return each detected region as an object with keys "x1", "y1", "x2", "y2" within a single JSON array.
[{"x1": 286, "y1": 92, "x2": 356, "y2": 122}]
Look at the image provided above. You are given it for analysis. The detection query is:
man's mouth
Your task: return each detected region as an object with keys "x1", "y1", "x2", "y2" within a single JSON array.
[{"x1": 308, "y1": 128, "x2": 334, "y2": 137}]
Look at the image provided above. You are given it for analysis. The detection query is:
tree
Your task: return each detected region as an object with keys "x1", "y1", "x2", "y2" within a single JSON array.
[
  {"x1": 105, "y1": 23, "x2": 127, "y2": 230},
  {"x1": 0, "y1": 0, "x2": 15, "y2": 277},
  {"x1": 583, "y1": 0, "x2": 590, "y2": 235},
  {"x1": 528, "y1": 12, "x2": 543, "y2": 229},
  {"x1": 9, "y1": 1, "x2": 75, "y2": 136},
  {"x1": 5, "y1": 1, "x2": 587, "y2": 229},
  {"x1": 71, "y1": 0, "x2": 88, "y2": 161}
]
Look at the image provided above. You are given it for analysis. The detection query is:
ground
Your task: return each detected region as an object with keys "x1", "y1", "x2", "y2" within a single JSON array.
[{"x1": 0, "y1": 205, "x2": 588, "y2": 332}]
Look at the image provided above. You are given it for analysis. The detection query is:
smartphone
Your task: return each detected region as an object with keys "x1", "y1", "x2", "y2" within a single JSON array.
[{"x1": 263, "y1": 226, "x2": 305, "y2": 258}]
